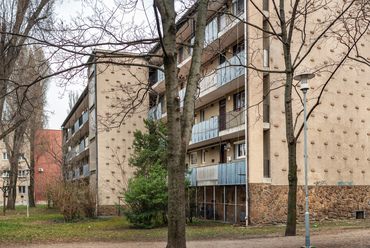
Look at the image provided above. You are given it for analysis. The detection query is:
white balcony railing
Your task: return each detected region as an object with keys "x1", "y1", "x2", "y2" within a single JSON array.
[
  {"x1": 217, "y1": 51, "x2": 246, "y2": 88},
  {"x1": 191, "y1": 116, "x2": 219, "y2": 144}
]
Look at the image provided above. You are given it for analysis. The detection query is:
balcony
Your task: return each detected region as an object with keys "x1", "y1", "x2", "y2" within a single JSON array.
[
  {"x1": 197, "y1": 165, "x2": 218, "y2": 186},
  {"x1": 217, "y1": 51, "x2": 246, "y2": 88},
  {"x1": 186, "y1": 167, "x2": 197, "y2": 187},
  {"x1": 191, "y1": 116, "x2": 219, "y2": 144},
  {"x1": 218, "y1": 160, "x2": 246, "y2": 185},
  {"x1": 148, "y1": 102, "x2": 162, "y2": 120},
  {"x1": 83, "y1": 164, "x2": 90, "y2": 177},
  {"x1": 204, "y1": 17, "x2": 218, "y2": 47},
  {"x1": 179, "y1": 87, "x2": 186, "y2": 108},
  {"x1": 198, "y1": 73, "x2": 217, "y2": 98}
]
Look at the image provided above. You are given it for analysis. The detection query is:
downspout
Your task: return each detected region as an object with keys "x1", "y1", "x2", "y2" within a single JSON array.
[
  {"x1": 94, "y1": 58, "x2": 99, "y2": 216},
  {"x1": 244, "y1": 0, "x2": 249, "y2": 226}
]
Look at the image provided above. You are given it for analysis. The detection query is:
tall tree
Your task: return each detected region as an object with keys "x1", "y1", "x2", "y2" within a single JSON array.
[{"x1": 0, "y1": 0, "x2": 53, "y2": 140}]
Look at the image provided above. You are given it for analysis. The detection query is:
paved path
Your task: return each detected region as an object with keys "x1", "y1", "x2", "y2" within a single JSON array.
[{"x1": 5, "y1": 229, "x2": 370, "y2": 248}]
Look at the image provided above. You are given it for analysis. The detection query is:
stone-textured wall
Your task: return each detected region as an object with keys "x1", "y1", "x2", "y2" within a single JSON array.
[
  {"x1": 249, "y1": 184, "x2": 370, "y2": 224},
  {"x1": 98, "y1": 205, "x2": 120, "y2": 216}
]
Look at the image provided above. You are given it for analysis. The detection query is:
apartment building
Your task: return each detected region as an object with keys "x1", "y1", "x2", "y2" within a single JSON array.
[
  {"x1": 0, "y1": 133, "x2": 31, "y2": 206},
  {"x1": 148, "y1": 0, "x2": 370, "y2": 224},
  {"x1": 61, "y1": 50, "x2": 148, "y2": 215}
]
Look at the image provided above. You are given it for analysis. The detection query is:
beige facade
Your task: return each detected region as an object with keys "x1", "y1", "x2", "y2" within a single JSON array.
[
  {"x1": 0, "y1": 133, "x2": 31, "y2": 206},
  {"x1": 148, "y1": 0, "x2": 369, "y2": 223},
  {"x1": 62, "y1": 50, "x2": 148, "y2": 215}
]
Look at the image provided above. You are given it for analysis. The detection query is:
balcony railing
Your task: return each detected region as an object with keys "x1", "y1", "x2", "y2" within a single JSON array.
[
  {"x1": 219, "y1": 109, "x2": 245, "y2": 131},
  {"x1": 179, "y1": 87, "x2": 186, "y2": 108},
  {"x1": 191, "y1": 116, "x2": 219, "y2": 144},
  {"x1": 83, "y1": 164, "x2": 90, "y2": 177},
  {"x1": 75, "y1": 168, "x2": 80, "y2": 179},
  {"x1": 78, "y1": 140, "x2": 85, "y2": 154},
  {"x1": 204, "y1": 17, "x2": 218, "y2": 47},
  {"x1": 148, "y1": 102, "x2": 162, "y2": 120},
  {"x1": 218, "y1": 160, "x2": 246, "y2": 185},
  {"x1": 186, "y1": 167, "x2": 197, "y2": 187},
  {"x1": 217, "y1": 51, "x2": 246, "y2": 88},
  {"x1": 198, "y1": 73, "x2": 217, "y2": 96},
  {"x1": 157, "y1": 65, "x2": 165, "y2": 84}
]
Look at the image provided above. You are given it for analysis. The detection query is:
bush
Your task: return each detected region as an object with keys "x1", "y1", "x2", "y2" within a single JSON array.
[
  {"x1": 48, "y1": 180, "x2": 96, "y2": 221},
  {"x1": 122, "y1": 163, "x2": 168, "y2": 229}
]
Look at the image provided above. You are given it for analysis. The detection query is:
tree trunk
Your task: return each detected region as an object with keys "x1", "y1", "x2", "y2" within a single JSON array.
[{"x1": 7, "y1": 159, "x2": 18, "y2": 210}]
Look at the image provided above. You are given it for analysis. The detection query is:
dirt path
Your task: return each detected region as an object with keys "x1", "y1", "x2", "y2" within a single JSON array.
[{"x1": 7, "y1": 228, "x2": 370, "y2": 248}]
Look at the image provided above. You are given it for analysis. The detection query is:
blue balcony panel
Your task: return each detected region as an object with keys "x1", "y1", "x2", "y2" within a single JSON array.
[
  {"x1": 192, "y1": 116, "x2": 219, "y2": 144},
  {"x1": 157, "y1": 65, "x2": 165, "y2": 84},
  {"x1": 179, "y1": 87, "x2": 186, "y2": 108},
  {"x1": 83, "y1": 164, "x2": 90, "y2": 177},
  {"x1": 218, "y1": 160, "x2": 246, "y2": 185},
  {"x1": 186, "y1": 167, "x2": 197, "y2": 187}
]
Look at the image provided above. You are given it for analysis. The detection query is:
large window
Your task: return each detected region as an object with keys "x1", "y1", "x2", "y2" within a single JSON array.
[
  {"x1": 190, "y1": 152, "x2": 197, "y2": 166},
  {"x1": 233, "y1": 0, "x2": 244, "y2": 15},
  {"x1": 2, "y1": 153, "x2": 8, "y2": 160},
  {"x1": 19, "y1": 186, "x2": 26, "y2": 194},
  {"x1": 18, "y1": 170, "x2": 26, "y2": 177},
  {"x1": 235, "y1": 142, "x2": 246, "y2": 159},
  {"x1": 2, "y1": 170, "x2": 10, "y2": 178},
  {"x1": 234, "y1": 91, "x2": 245, "y2": 110}
]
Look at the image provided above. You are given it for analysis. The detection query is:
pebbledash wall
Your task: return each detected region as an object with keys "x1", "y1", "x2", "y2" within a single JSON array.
[{"x1": 249, "y1": 184, "x2": 370, "y2": 224}]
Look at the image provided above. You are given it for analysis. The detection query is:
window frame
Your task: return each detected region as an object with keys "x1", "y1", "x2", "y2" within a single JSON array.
[
  {"x1": 190, "y1": 152, "x2": 197, "y2": 166},
  {"x1": 19, "y1": 186, "x2": 26, "y2": 194},
  {"x1": 234, "y1": 91, "x2": 245, "y2": 111},
  {"x1": 2, "y1": 153, "x2": 8, "y2": 160},
  {"x1": 18, "y1": 170, "x2": 26, "y2": 178},
  {"x1": 2, "y1": 170, "x2": 10, "y2": 178},
  {"x1": 234, "y1": 141, "x2": 246, "y2": 159},
  {"x1": 201, "y1": 150, "x2": 206, "y2": 164}
]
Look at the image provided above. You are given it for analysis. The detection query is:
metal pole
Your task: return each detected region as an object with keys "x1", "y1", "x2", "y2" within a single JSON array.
[
  {"x1": 213, "y1": 185, "x2": 215, "y2": 221},
  {"x1": 196, "y1": 187, "x2": 198, "y2": 216},
  {"x1": 303, "y1": 90, "x2": 310, "y2": 247},
  {"x1": 223, "y1": 186, "x2": 226, "y2": 222},
  {"x1": 26, "y1": 169, "x2": 29, "y2": 218},
  {"x1": 235, "y1": 185, "x2": 237, "y2": 223},
  {"x1": 204, "y1": 186, "x2": 206, "y2": 219}
]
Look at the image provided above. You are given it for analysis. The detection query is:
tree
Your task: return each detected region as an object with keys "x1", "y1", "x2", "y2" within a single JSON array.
[
  {"x1": 122, "y1": 163, "x2": 168, "y2": 228},
  {"x1": 0, "y1": 0, "x2": 54, "y2": 140},
  {"x1": 2, "y1": 46, "x2": 48, "y2": 210},
  {"x1": 129, "y1": 119, "x2": 167, "y2": 177},
  {"x1": 66, "y1": 90, "x2": 80, "y2": 114}
]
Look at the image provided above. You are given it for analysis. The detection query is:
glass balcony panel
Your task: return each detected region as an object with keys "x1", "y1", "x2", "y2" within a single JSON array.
[
  {"x1": 179, "y1": 87, "x2": 186, "y2": 108},
  {"x1": 83, "y1": 164, "x2": 90, "y2": 177},
  {"x1": 192, "y1": 116, "x2": 219, "y2": 144},
  {"x1": 217, "y1": 51, "x2": 245, "y2": 88},
  {"x1": 82, "y1": 111, "x2": 89, "y2": 124},
  {"x1": 219, "y1": 109, "x2": 245, "y2": 131},
  {"x1": 148, "y1": 102, "x2": 162, "y2": 120},
  {"x1": 157, "y1": 65, "x2": 165, "y2": 84},
  {"x1": 218, "y1": 160, "x2": 246, "y2": 185}
]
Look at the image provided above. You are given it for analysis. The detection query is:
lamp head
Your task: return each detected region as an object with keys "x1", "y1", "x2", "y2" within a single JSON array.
[{"x1": 294, "y1": 72, "x2": 315, "y2": 92}]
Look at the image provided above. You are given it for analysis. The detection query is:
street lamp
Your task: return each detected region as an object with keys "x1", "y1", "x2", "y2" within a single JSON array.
[
  {"x1": 25, "y1": 168, "x2": 31, "y2": 218},
  {"x1": 294, "y1": 72, "x2": 315, "y2": 248}
]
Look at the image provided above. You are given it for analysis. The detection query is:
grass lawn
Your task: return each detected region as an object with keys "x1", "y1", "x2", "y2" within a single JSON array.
[{"x1": 0, "y1": 205, "x2": 369, "y2": 245}]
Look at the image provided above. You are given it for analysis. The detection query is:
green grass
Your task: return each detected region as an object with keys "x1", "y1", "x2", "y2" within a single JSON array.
[{"x1": 0, "y1": 206, "x2": 369, "y2": 245}]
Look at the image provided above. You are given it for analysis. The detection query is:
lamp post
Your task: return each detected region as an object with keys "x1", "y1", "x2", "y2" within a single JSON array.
[
  {"x1": 294, "y1": 72, "x2": 315, "y2": 248},
  {"x1": 25, "y1": 168, "x2": 30, "y2": 218}
]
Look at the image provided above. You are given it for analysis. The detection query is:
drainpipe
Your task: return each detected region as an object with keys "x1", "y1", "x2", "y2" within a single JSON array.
[
  {"x1": 244, "y1": 0, "x2": 249, "y2": 226},
  {"x1": 94, "y1": 57, "x2": 99, "y2": 216}
]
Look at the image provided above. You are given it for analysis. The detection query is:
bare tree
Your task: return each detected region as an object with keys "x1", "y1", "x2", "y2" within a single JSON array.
[{"x1": 0, "y1": 0, "x2": 53, "y2": 140}]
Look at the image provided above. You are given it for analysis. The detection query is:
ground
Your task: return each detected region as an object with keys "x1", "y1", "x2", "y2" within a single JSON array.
[{"x1": 3, "y1": 225, "x2": 370, "y2": 247}]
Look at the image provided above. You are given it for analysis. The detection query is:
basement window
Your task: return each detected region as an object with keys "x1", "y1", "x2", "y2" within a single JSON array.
[{"x1": 355, "y1": 210, "x2": 365, "y2": 219}]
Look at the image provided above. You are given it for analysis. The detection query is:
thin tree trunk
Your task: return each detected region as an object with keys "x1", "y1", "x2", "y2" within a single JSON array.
[{"x1": 29, "y1": 131, "x2": 36, "y2": 207}]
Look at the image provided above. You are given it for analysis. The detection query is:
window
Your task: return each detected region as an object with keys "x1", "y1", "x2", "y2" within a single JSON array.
[
  {"x1": 200, "y1": 109, "x2": 205, "y2": 122},
  {"x1": 2, "y1": 186, "x2": 9, "y2": 194},
  {"x1": 2, "y1": 170, "x2": 10, "y2": 178},
  {"x1": 201, "y1": 150, "x2": 206, "y2": 164},
  {"x1": 18, "y1": 170, "x2": 26, "y2": 178},
  {"x1": 2, "y1": 153, "x2": 8, "y2": 160},
  {"x1": 2, "y1": 138, "x2": 5, "y2": 143},
  {"x1": 190, "y1": 152, "x2": 197, "y2": 166},
  {"x1": 19, "y1": 186, "x2": 26, "y2": 194},
  {"x1": 235, "y1": 142, "x2": 246, "y2": 159},
  {"x1": 19, "y1": 153, "x2": 25, "y2": 161},
  {"x1": 233, "y1": 40, "x2": 245, "y2": 55},
  {"x1": 233, "y1": 0, "x2": 244, "y2": 15},
  {"x1": 234, "y1": 91, "x2": 245, "y2": 110},
  {"x1": 219, "y1": 51, "x2": 227, "y2": 65}
]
